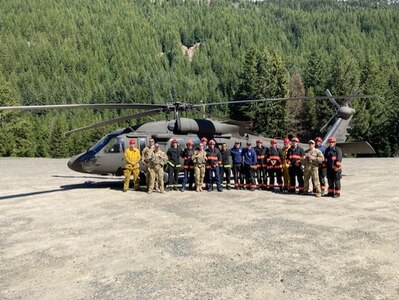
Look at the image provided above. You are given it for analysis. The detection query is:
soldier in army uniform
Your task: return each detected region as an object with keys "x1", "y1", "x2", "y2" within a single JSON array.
[
  {"x1": 192, "y1": 145, "x2": 207, "y2": 192},
  {"x1": 142, "y1": 138, "x2": 155, "y2": 191},
  {"x1": 301, "y1": 140, "x2": 325, "y2": 197},
  {"x1": 148, "y1": 144, "x2": 167, "y2": 194}
]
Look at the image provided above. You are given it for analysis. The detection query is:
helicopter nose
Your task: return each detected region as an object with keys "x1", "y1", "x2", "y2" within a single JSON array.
[{"x1": 67, "y1": 155, "x2": 83, "y2": 173}]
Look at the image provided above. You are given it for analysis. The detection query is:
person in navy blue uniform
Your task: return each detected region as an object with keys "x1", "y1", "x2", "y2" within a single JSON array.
[
  {"x1": 314, "y1": 137, "x2": 326, "y2": 194},
  {"x1": 242, "y1": 141, "x2": 257, "y2": 191},
  {"x1": 180, "y1": 140, "x2": 195, "y2": 192},
  {"x1": 230, "y1": 141, "x2": 243, "y2": 189}
]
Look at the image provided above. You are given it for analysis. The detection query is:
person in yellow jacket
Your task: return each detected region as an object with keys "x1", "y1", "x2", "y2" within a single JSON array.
[
  {"x1": 282, "y1": 138, "x2": 291, "y2": 192},
  {"x1": 123, "y1": 139, "x2": 141, "y2": 192}
]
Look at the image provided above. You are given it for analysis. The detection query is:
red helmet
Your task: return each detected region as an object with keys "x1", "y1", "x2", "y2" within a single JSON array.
[
  {"x1": 256, "y1": 139, "x2": 263, "y2": 143},
  {"x1": 270, "y1": 139, "x2": 277, "y2": 144},
  {"x1": 201, "y1": 137, "x2": 208, "y2": 143},
  {"x1": 328, "y1": 137, "x2": 336, "y2": 143},
  {"x1": 129, "y1": 139, "x2": 135, "y2": 145},
  {"x1": 283, "y1": 138, "x2": 290, "y2": 143},
  {"x1": 208, "y1": 140, "x2": 216, "y2": 145},
  {"x1": 292, "y1": 137, "x2": 299, "y2": 142},
  {"x1": 315, "y1": 137, "x2": 323, "y2": 142},
  {"x1": 186, "y1": 140, "x2": 194, "y2": 146}
]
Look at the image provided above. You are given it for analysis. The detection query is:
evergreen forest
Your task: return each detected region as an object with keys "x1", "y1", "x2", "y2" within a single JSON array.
[{"x1": 0, "y1": 0, "x2": 398, "y2": 157}]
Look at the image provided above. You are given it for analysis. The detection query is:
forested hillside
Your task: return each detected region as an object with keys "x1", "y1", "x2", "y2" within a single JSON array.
[{"x1": 0, "y1": 0, "x2": 398, "y2": 157}]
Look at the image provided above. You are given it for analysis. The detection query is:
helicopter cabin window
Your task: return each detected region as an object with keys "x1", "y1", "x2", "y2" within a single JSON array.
[
  {"x1": 138, "y1": 138, "x2": 146, "y2": 152},
  {"x1": 168, "y1": 138, "x2": 185, "y2": 148},
  {"x1": 191, "y1": 138, "x2": 201, "y2": 147},
  {"x1": 104, "y1": 137, "x2": 125, "y2": 153}
]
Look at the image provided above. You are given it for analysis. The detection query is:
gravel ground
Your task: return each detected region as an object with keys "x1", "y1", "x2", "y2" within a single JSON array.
[{"x1": 0, "y1": 158, "x2": 398, "y2": 300}]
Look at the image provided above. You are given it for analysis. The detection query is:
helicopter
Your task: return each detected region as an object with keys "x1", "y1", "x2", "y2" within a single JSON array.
[{"x1": 0, "y1": 90, "x2": 375, "y2": 177}]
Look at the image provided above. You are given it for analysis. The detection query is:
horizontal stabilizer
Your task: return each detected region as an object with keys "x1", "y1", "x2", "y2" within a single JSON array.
[{"x1": 337, "y1": 142, "x2": 376, "y2": 155}]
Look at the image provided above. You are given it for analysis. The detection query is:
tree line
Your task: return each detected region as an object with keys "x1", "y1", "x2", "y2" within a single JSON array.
[{"x1": 0, "y1": 0, "x2": 398, "y2": 157}]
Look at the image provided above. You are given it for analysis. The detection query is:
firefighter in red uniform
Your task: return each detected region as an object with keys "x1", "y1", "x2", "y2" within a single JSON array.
[
  {"x1": 266, "y1": 139, "x2": 283, "y2": 192},
  {"x1": 323, "y1": 136, "x2": 343, "y2": 198},
  {"x1": 166, "y1": 138, "x2": 182, "y2": 190},
  {"x1": 254, "y1": 139, "x2": 267, "y2": 189},
  {"x1": 220, "y1": 143, "x2": 232, "y2": 190},
  {"x1": 205, "y1": 140, "x2": 222, "y2": 192},
  {"x1": 180, "y1": 140, "x2": 195, "y2": 192},
  {"x1": 287, "y1": 137, "x2": 305, "y2": 194}
]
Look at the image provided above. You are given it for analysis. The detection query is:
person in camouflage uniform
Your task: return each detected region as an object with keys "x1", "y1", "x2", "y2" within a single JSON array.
[
  {"x1": 301, "y1": 140, "x2": 324, "y2": 197},
  {"x1": 148, "y1": 144, "x2": 167, "y2": 194},
  {"x1": 192, "y1": 145, "x2": 207, "y2": 192},
  {"x1": 142, "y1": 138, "x2": 155, "y2": 191}
]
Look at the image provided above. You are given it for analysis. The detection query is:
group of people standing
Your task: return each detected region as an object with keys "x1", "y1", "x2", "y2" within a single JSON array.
[{"x1": 123, "y1": 135, "x2": 343, "y2": 198}]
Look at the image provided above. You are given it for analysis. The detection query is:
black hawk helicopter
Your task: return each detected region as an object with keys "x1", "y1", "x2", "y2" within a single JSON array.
[{"x1": 0, "y1": 90, "x2": 375, "y2": 176}]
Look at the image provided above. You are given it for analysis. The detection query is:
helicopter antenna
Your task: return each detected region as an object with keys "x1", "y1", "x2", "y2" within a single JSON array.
[
  {"x1": 200, "y1": 101, "x2": 206, "y2": 118},
  {"x1": 174, "y1": 102, "x2": 180, "y2": 120}
]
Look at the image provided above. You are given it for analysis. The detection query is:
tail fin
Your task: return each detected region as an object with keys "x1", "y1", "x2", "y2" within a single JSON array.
[{"x1": 321, "y1": 90, "x2": 375, "y2": 155}]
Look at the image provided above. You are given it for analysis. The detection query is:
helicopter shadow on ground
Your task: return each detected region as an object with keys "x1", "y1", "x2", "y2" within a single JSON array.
[
  {"x1": 52, "y1": 174, "x2": 120, "y2": 180},
  {"x1": 0, "y1": 178, "x2": 124, "y2": 201}
]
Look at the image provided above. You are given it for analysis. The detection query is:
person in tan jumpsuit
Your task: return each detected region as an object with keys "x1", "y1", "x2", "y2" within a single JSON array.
[
  {"x1": 282, "y1": 138, "x2": 291, "y2": 192},
  {"x1": 123, "y1": 139, "x2": 141, "y2": 192}
]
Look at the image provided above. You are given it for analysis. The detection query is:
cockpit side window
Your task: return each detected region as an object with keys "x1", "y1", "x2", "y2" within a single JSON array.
[
  {"x1": 167, "y1": 138, "x2": 185, "y2": 149},
  {"x1": 104, "y1": 137, "x2": 125, "y2": 153},
  {"x1": 177, "y1": 139, "x2": 185, "y2": 148},
  {"x1": 191, "y1": 137, "x2": 201, "y2": 148}
]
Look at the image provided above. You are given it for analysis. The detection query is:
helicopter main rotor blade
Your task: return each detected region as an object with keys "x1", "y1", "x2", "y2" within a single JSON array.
[
  {"x1": 195, "y1": 94, "x2": 377, "y2": 108},
  {"x1": 325, "y1": 89, "x2": 341, "y2": 109},
  {"x1": 63, "y1": 109, "x2": 162, "y2": 137},
  {"x1": 0, "y1": 103, "x2": 168, "y2": 111}
]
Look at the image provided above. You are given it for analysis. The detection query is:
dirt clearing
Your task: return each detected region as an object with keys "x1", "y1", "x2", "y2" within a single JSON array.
[{"x1": 0, "y1": 158, "x2": 398, "y2": 299}]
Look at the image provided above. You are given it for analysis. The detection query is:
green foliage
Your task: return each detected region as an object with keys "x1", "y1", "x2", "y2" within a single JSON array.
[{"x1": 0, "y1": 0, "x2": 398, "y2": 157}]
